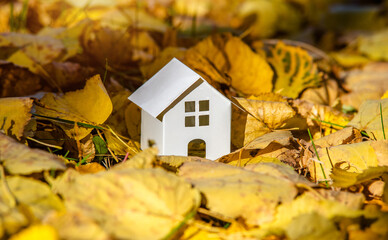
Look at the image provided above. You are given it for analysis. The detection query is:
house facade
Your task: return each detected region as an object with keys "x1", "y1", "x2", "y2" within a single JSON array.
[{"x1": 129, "y1": 58, "x2": 231, "y2": 160}]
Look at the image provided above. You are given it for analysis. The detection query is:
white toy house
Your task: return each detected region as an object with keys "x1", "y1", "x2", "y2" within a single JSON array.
[{"x1": 128, "y1": 58, "x2": 231, "y2": 160}]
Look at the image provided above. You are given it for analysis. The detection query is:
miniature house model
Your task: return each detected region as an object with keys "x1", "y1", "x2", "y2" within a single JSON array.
[{"x1": 128, "y1": 58, "x2": 231, "y2": 160}]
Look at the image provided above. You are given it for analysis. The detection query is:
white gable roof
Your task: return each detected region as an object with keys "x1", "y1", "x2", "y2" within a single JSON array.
[{"x1": 129, "y1": 58, "x2": 230, "y2": 119}]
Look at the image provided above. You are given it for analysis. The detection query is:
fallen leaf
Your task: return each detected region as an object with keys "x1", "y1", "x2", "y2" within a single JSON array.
[
  {"x1": 237, "y1": 0, "x2": 302, "y2": 38},
  {"x1": 331, "y1": 165, "x2": 388, "y2": 188},
  {"x1": 244, "y1": 130, "x2": 293, "y2": 149},
  {"x1": 0, "y1": 62, "x2": 43, "y2": 97},
  {"x1": 286, "y1": 212, "x2": 342, "y2": 240},
  {"x1": 0, "y1": 133, "x2": 66, "y2": 175},
  {"x1": 9, "y1": 224, "x2": 58, "y2": 240},
  {"x1": 300, "y1": 79, "x2": 340, "y2": 107},
  {"x1": 0, "y1": 32, "x2": 64, "y2": 65},
  {"x1": 358, "y1": 29, "x2": 388, "y2": 61},
  {"x1": 4, "y1": 175, "x2": 64, "y2": 220},
  {"x1": 235, "y1": 98, "x2": 295, "y2": 145},
  {"x1": 75, "y1": 162, "x2": 106, "y2": 174},
  {"x1": 124, "y1": 102, "x2": 141, "y2": 142},
  {"x1": 35, "y1": 75, "x2": 112, "y2": 140},
  {"x1": 185, "y1": 34, "x2": 273, "y2": 95},
  {"x1": 44, "y1": 211, "x2": 108, "y2": 240},
  {"x1": 309, "y1": 140, "x2": 388, "y2": 181},
  {"x1": 254, "y1": 190, "x2": 364, "y2": 239},
  {"x1": 140, "y1": 47, "x2": 186, "y2": 79},
  {"x1": 0, "y1": 98, "x2": 33, "y2": 139},
  {"x1": 103, "y1": 129, "x2": 139, "y2": 156},
  {"x1": 179, "y1": 161, "x2": 297, "y2": 226},
  {"x1": 347, "y1": 99, "x2": 388, "y2": 140},
  {"x1": 314, "y1": 127, "x2": 361, "y2": 148},
  {"x1": 268, "y1": 41, "x2": 322, "y2": 98},
  {"x1": 52, "y1": 168, "x2": 200, "y2": 239},
  {"x1": 112, "y1": 147, "x2": 157, "y2": 170}
]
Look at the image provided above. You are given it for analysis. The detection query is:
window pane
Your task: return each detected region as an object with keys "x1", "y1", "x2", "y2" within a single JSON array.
[
  {"x1": 185, "y1": 101, "x2": 195, "y2": 112},
  {"x1": 199, "y1": 100, "x2": 209, "y2": 111},
  {"x1": 199, "y1": 115, "x2": 209, "y2": 126},
  {"x1": 185, "y1": 116, "x2": 195, "y2": 127}
]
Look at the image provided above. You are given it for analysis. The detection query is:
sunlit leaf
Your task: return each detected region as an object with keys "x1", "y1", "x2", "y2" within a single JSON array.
[
  {"x1": 185, "y1": 34, "x2": 273, "y2": 95},
  {"x1": 35, "y1": 75, "x2": 112, "y2": 140},
  {"x1": 179, "y1": 161, "x2": 297, "y2": 226},
  {"x1": 347, "y1": 99, "x2": 388, "y2": 140},
  {"x1": 0, "y1": 98, "x2": 32, "y2": 139},
  {"x1": 52, "y1": 168, "x2": 200, "y2": 240},
  {"x1": 268, "y1": 41, "x2": 322, "y2": 98},
  {"x1": 0, "y1": 134, "x2": 66, "y2": 175},
  {"x1": 235, "y1": 98, "x2": 295, "y2": 145},
  {"x1": 9, "y1": 224, "x2": 58, "y2": 240}
]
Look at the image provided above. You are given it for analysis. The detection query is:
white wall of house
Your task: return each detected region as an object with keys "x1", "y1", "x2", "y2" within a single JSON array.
[
  {"x1": 162, "y1": 82, "x2": 231, "y2": 160},
  {"x1": 141, "y1": 110, "x2": 164, "y2": 152}
]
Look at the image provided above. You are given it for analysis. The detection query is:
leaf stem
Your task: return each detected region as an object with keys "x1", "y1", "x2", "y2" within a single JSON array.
[
  {"x1": 380, "y1": 102, "x2": 386, "y2": 140},
  {"x1": 308, "y1": 129, "x2": 329, "y2": 187}
]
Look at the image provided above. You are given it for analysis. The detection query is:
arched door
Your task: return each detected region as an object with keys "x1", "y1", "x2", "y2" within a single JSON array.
[{"x1": 188, "y1": 139, "x2": 206, "y2": 158}]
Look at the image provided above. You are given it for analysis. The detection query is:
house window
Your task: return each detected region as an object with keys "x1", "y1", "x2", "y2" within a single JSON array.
[
  {"x1": 199, "y1": 115, "x2": 209, "y2": 126},
  {"x1": 185, "y1": 101, "x2": 195, "y2": 112},
  {"x1": 199, "y1": 100, "x2": 209, "y2": 111},
  {"x1": 185, "y1": 100, "x2": 209, "y2": 127},
  {"x1": 185, "y1": 116, "x2": 195, "y2": 127}
]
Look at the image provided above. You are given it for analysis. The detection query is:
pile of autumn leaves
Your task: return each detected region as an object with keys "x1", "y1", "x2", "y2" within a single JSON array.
[{"x1": 1, "y1": 7, "x2": 388, "y2": 240}]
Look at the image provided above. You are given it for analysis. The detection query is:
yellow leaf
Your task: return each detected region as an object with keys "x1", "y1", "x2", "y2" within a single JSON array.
[
  {"x1": 9, "y1": 224, "x2": 58, "y2": 240},
  {"x1": 255, "y1": 191, "x2": 364, "y2": 239},
  {"x1": 235, "y1": 98, "x2": 295, "y2": 145},
  {"x1": 1, "y1": 32, "x2": 64, "y2": 65},
  {"x1": 348, "y1": 99, "x2": 388, "y2": 140},
  {"x1": 0, "y1": 134, "x2": 66, "y2": 175},
  {"x1": 185, "y1": 34, "x2": 273, "y2": 95},
  {"x1": 112, "y1": 147, "x2": 157, "y2": 170},
  {"x1": 35, "y1": 75, "x2": 112, "y2": 140},
  {"x1": 358, "y1": 29, "x2": 388, "y2": 61},
  {"x1": 382, "y1": 91, "x2": 388, "y2": 99},
  {"x1": 103, "y1": 129, "x2": 139, "y2": 156},
  {"x1": 179, "y1": 161, "x2": 297, "y2": 226},
  {"x1": 285, "y1": 213, "x2": 341, "y2": 240},
  {"x1": 45, "y1": 211, "x2": 108, "y2": 240},
  {"x1": 75, "y1": 162, "x2": 106, "y2": 174},
  {"x1": 331, "y1": 165, "x2": 388, "y2": 188},
  {"x1": 52, "y1": 168, "x2": 200, "y2": 240},
  {"x1": 310, "y1": 140, "x2": 388, "y2": 181},
  {"x1": 140, "y1": 47, "x2": 186, "y2": 79},
  {"x1": 330, "y1": 52, "x2": 370, "y2": 68},
  {"x1": 268, "y1": 41, "x2": 322, "y2": 98},
  {"x1": 124, "y1": 102, "x2": 141, "y2": 142},
  {"x1": 0, "y1": 98, "x2": 32, "y2": 139}
]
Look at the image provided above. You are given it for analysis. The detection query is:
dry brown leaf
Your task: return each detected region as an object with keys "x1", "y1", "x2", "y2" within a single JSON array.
[
  {"x1": 314, "y1": 127, "x2": 361, "y2": 148},
  {"x1": 52, "y1": 168, "x2": 200, "y2": 240},
  {"x1": 179, "y1": 161, "x2": 297, "y2": 226},
  {"x1": 185, "y1": 34, "x2": 273, "y2": 95},
  {"x1": 35, "y1": 75, "x2": 112, "y2": 140},
  {"x1": 0, "y1": 133, "x2": 66, "y2": 175},
  {"x1": 0, "y1": 98, "x2": 33, "y2": 139},
  {"x1": 0, "y1": 62, "x2": 43, "y2": 97}
]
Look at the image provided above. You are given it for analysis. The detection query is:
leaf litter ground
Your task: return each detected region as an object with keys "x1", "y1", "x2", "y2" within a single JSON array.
[{"x1": 1, "y1": 1, "x2": 388, "y2": 239}]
